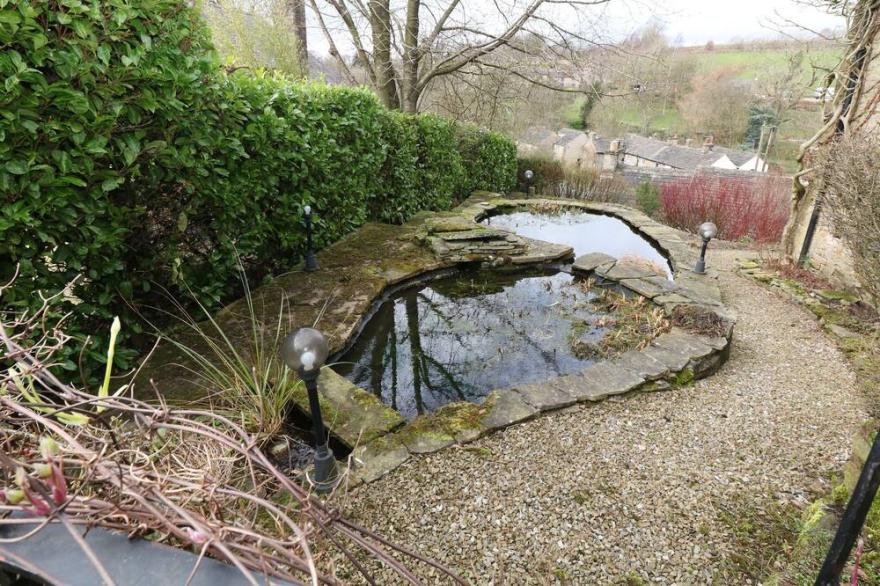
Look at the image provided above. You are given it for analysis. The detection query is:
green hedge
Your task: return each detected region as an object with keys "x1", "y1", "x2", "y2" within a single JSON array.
[{"x1": 0, "y1": 0, "x2": 516, "y2": 376}]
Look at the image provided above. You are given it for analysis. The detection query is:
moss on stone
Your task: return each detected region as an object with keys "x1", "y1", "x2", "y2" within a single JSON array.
[{"x1": 670, "y1": 368, "x2": 695, "y2": 389}]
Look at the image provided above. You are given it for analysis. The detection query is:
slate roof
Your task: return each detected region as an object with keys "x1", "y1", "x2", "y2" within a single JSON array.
[
  {"x1": 555, "y1": 129, "x2": 585, "y2": 146},
  {"x1": 520, "y1": 128, "x2": 558, "y2": 147},
  {"x1": 623, "y1": 134, "x2": 758, "y2": 170}
]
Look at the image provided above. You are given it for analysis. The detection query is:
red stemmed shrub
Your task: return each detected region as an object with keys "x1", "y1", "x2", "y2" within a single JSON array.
[{"x1": 660, "y1": 174, "x2": 791, "y2": 242}]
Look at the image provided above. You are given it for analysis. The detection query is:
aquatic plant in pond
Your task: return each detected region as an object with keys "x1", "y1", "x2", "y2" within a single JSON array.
[
  {"x1": 484, "y1": 210, "x2": 673, "y2": 278},
  {"x1": 334, "y1": 269, "x2": 639, "y2": 420}
]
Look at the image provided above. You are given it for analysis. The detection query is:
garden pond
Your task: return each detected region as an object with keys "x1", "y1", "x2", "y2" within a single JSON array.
[{"x1": 333, "y1": 209, "x2": 673, "y2": 420}]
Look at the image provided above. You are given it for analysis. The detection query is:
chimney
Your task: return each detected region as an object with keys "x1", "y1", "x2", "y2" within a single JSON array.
[
  {"x1": 609, "y1": 139, "x2": 621, "y2": 153},
  {"x1": 702, "y1": 135, "x2": 714, "y2": 153}
]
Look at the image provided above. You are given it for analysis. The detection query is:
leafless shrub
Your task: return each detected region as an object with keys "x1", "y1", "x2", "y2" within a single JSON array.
[
  {"x1": 0, "y1": 289, "x2": 466, "y2": 585},
  {"x1": 824, "y1": 133, "x2": 880, "y2": 302}
]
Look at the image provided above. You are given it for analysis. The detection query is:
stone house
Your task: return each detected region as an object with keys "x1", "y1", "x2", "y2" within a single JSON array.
[
  {"x1": 552, "y1": 129, "x2": 589, "y2": 165},
  {"x1": 620, "y1": 134, "x2": 767, "y2": 173}
]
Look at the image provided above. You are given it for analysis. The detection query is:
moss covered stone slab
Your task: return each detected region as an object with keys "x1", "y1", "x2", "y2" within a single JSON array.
[
  {"x1": 310, "y1": 370, "x2": 404, "y2": 448},
  {"x1": 513, "y1": 381, "x2": 577, "y2": 411},
  {"x1": 350, "y1": 436, "x2": 410, "y2": 484}
]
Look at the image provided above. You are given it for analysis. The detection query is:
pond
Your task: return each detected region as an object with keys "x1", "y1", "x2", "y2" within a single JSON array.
[
  {"x1": 484, "y1": 210, "x2": 673, "y2": 279},
  {"x1": 333, "y1": 268, "x2": 617, "y2": 420}
]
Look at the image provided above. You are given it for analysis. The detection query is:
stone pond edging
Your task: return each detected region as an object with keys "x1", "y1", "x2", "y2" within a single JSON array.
[
  {"x1": 136, "y1": 191, "x2": 736, "y2": 489},
  {"x1": 341, "y1": 193, "x2": 736, "y2": 487}
]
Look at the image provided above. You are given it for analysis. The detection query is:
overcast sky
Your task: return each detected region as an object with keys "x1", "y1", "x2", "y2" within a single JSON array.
[
  {"x1": 306, "y1": 0, "x2": 845, "y2": 57},
  {"x1": 632, "y1": 0, "x2": 845, "y2": 45}
]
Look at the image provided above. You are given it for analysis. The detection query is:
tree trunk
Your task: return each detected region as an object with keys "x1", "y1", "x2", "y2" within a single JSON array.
[
  {"x1": 401, "y1": 0, "x2": 421, "y2": 113},
  {"x1": 369, "y1": 0, "x2": 401, "y2": 110},
  {"x1": 287, "y1": 0, "x2": 309, "y2": 76}
]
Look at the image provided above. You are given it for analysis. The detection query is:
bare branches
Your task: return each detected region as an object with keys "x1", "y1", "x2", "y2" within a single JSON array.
[
  {"x1": 0, "y1": 304, "x2": 468, "y2": 584},
  {"x1": 311, "y1": 0, "x2": 613, "y2": 111}
]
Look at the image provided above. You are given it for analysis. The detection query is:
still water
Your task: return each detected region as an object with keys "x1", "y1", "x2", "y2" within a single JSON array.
[
  {"x1": 333, "y1": 269, "x2": 610, "y2": 420},
  {"x1": 484, "y1": 210, "x2": 673, "y2": 279}
]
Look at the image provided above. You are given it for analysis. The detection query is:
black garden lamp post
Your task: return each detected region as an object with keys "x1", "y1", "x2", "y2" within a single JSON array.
[
  {"x1": 303, "y1": 205, "x2": 318, "y2": 272},
  {"x1": 280, "y1": 327, "x2": 338, "y2": 493},
  {"x1": 694, "y1": 221, "x2": 718, "y2": 274},
  {"x1": 524, "y1": 169, "x2": 535, "y2": 197}
]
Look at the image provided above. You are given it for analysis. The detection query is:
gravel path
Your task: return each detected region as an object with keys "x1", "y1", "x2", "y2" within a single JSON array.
[{"x1": 343, "y1": 249, "x2": 867, "y2": 584}]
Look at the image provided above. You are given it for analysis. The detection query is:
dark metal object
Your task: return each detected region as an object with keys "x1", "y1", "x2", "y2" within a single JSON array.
[
  {"x1": 816, "y1": 431, "x2": 880, "y2": 585},
  {"x1": 524, "y1": 169, "x2": 535, "y2": 197},
  {"x1": 304, "y1": 206, "x2": 318, "y2": 272},
  {"x1": 280, "y1": 327, "x2": 337, "y2": 493},
  {"x1": 694, "y1": 239, "x2": 709, "y2": 274},
  {"x1": 301, "y1": 368, "x2": 337, "y2": 493},
  {"x1": 798, "y1": 196, "x2": 822, "y2": 266}
]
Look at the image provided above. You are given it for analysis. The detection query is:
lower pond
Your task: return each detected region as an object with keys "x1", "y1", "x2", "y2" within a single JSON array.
[
  {"x1": 484, "y1": 210, "x2": 673, "y2": 279},
  {"x1": 333, "y1": 268, "x2": 615, "y2": 420}
]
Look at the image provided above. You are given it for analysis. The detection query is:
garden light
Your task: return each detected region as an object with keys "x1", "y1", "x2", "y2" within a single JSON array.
[
  {"x1": 303, "y1": 205, "x2": 318, "y2": 272},
  {"x1": 280, "y1": 327, "x2": 337, "y2": 493},
  {"x1": 694, "y1": 221, "x2": 718, "y2": 274},
  {"x1": 524, "y1": 169, "x2": 535, "y2": 197}
]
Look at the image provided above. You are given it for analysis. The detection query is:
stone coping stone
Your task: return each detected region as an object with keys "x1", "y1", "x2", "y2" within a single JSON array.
[
  {"x1": 651, "y1": 328, "x2": 714, "y2": 360},
  {"x1": 514, "y1": 381, "x2": 578, "y2": 411},
  {"x1": 573, "y1": 252, "x2": 616, "y2": 273},
  {"x1": 350, "y1": 436, "x2": 411, "y2": 485},
  {"x1": 309, "y1": 370, "x2": 405, "y2": 448},
  {"x1": 611, "y1": 349, "x2": 670, "y2": 381},
  {"x1": 551, "y1": 361, "x2": 645, "y2": 402},
  {"x1": 598, "y1": 261, "x2": 666, "y2": 281}
]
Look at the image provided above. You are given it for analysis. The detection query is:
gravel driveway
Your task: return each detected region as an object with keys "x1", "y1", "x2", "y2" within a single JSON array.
[{"x1": 343, "y1": 249, "x2": 866, "y2": 584}]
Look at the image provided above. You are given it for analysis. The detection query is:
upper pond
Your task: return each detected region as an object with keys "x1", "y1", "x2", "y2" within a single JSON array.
[
  {"x1": 484, "y1": 210, "x2": 673, "y2": 279},
  {"x1": 333, "y1": 268, "x2": 614, "y2": 420}
]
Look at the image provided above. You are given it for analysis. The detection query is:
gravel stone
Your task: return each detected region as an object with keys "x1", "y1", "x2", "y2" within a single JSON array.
[{"x1": 341, "y1": 249, "x2": 866, "y2": 584}]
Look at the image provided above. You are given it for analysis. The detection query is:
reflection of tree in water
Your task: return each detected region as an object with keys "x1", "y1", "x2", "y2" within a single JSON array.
[{"x1": 341, "y1": 271, "x2": 603, "y2": 419}]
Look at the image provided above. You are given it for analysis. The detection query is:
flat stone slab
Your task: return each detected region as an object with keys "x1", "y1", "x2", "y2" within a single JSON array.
[
  {"x1": 514, "y1": 381, "x2": 577, "y2": 411},
  {"x1": 401, "y1": 431, "x2": 455, "y2": 454},
  {"x1": 438, "y1": 228, "x2": 512, "y2": 241},
  {"x1": 307, "y1": 370, "x2": 404, "y2": 448},
  {"x1": 480, "y1": 390, "x2": 538, "y2": 429},
  {"x1": 351, "y1": 437, "x2": 411, "y2": 483},
  {"x1": 641, "y1": 344, "x2": 692, "y2": 372},
  {"x1": 552, "y1": 361, "x2": 645, "y2": 402},
  {"x1": 573, "y1": 252, "x2": 617, "y2": 273},
  {"x1": 651, "y1": 328, "x2": 714, "y2": 360},
  {"x1": 611, "y1": 349, "x2": 670, "y2": 381},
  {"x1": 619, "y1": 276, "x2": 674, "y2": 299},
  {"x1": 599, "y1": 261, "x2": 666, "y2": 280}
]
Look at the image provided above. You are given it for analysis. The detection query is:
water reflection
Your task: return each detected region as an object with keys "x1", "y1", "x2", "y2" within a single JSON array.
[
  {"x1": 485, "y1": 211, "x2": 673, "y2": 279},
  {"x1": 334, "y1": 269, "x2": 609, "y2": 420}
]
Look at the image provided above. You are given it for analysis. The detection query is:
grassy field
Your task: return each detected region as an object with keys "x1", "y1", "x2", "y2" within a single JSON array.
[{"x1": 688, "y1": 46, "x2": 842, "y2": 82}]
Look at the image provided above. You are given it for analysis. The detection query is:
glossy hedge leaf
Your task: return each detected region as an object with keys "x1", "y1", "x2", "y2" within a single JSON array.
[{"x1": 1, "y1": 0, "x2": 516, "y2": 384}]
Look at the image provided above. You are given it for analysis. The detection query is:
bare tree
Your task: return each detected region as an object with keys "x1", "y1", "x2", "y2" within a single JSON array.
[{"x1": 309, "y1": 0, "x2": 613, "y2": 112}]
